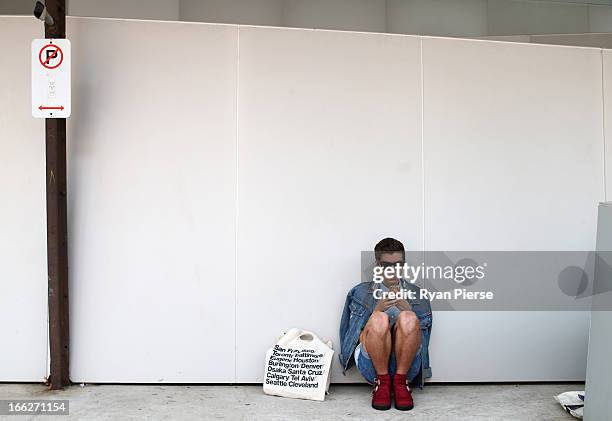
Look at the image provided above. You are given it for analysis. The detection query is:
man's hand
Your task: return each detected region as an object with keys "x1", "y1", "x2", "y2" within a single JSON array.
[
  {"x1": 394, "y1": 300, "x2": 412, "y2": 311},
  {"x1": 388, "y1": 285, "x2": 412, "y2": 311},
  {"x1": 374, "y1": 298, "x2": 400, "y2": 313},
  {"x1": 374, "y1": 284, "x2": 413, "y2": 312}
]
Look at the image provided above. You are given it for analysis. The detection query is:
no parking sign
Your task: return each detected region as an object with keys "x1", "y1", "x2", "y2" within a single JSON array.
[{"x1": 32, "y1": 39, "x2": 71, "y2": 118}]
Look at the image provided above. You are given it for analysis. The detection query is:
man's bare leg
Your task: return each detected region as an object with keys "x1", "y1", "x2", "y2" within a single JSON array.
[
  {"x1": 360, "y1": 311, "x2": 392, "y2": 375},
  {"x1": 394, "y1": 311, "x2": 421, "y2": 375}
]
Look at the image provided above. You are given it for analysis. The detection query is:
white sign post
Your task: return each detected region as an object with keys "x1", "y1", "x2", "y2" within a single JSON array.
[{"x1": 32, "y1": 38, "x2": 71, "y2": 118}]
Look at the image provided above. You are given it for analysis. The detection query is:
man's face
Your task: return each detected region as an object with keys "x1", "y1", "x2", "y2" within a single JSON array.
[{"x1": 378, "y1": 251, "x2": 404, "y2": 283}]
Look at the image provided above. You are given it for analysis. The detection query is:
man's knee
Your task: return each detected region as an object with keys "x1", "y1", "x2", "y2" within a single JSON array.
[
  {"x1": 397, "y1": 311, "x2": 419, "y2": 336},
  {"x1": 366, "y1": 311, "x2": 390, "y2": 336}
]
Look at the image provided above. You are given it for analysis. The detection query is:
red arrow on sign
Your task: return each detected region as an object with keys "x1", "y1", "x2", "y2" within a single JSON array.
[{"x1": 39, "y1": 105, "x2": 65, "y2": 111}]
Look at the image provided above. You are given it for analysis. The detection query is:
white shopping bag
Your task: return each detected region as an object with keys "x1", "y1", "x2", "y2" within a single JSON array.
[
  {"x1": 554, "y1": 391, "x2": 584, "y2": 419},
  {"x1": 263, "y1": 328, "x2": 334, "y2": 401}
]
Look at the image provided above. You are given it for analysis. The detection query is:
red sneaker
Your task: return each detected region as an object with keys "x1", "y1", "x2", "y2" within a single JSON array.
[
  {"x1": 393, "y1": 373, "x2": 414, "y2": 411},
  {"x1": 371, "y1": 374, "x2": 392, "y2": 410}
]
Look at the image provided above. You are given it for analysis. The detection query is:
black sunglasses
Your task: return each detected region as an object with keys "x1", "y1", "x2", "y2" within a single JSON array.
[{"x1": 378, "y1": 261, "x2": 405, "y2": 268}]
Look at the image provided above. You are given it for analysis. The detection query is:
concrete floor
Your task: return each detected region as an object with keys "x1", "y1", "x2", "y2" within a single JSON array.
[{"x1": 0, "y1": 383, "x2": 581, "y2": 420}]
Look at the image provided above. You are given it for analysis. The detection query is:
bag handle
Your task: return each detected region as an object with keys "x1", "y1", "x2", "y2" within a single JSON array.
[{"x1": 298, "y1": 332, "x2": 314, "y2": 342}]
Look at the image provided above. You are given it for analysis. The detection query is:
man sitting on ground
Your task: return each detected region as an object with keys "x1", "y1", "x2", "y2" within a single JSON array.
[{"x1": 339, "y1": 238, "x2": 433, "y2": 411}]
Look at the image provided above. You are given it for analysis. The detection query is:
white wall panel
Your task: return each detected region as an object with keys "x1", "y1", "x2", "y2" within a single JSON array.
[
  {"x1": 605, "y1": 50, "x2": 612, "y2": 200},
  {"x1": 67, "y1": 18, "x2": 237, "y2": 382},
  {"x1": 584, "y1": 203, "x2": 612, "y2": 421},
  {"x1": 0, "y1": 16, "x2": 608, "y2": 384},
  {"x1": 422, "y1": 37, "x2": 604, "y2": 381},
  {"x1": 236, "y1": 27, "x2": 423, "y2": 382},
  {"x1": 0, "y1": 17, "x2": 47, "y2": 382}
]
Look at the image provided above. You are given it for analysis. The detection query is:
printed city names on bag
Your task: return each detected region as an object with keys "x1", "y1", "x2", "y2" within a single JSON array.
[{"x1": 266, "y1": 345, "x2": 326, "y2": 388}]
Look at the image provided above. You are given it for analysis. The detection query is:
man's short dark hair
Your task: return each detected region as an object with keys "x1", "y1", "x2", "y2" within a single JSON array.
[{"x1": 374, "y1": 237, "x2": 405, "y2": 261}]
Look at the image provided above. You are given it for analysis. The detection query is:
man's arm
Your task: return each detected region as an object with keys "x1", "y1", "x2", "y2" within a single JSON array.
[{"x1": 338, "y1": 290, "x2": 352, "y2": 348}]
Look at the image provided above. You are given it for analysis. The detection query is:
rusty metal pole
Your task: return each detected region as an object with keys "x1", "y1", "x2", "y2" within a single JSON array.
[{"x1": 44, "y1": 0, "x2": 70, "y2": 390}]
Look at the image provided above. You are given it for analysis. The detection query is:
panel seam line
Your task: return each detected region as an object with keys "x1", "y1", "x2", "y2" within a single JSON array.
[
  {"x1": 602, "y1": 49, "x2": 607, "y2": 203},
  {"x1": 234, "y1": 26, "x2": 240, "y2": 384},
  {"x1": 420, "y1": 37, "x2": 425, "y2": 253}
]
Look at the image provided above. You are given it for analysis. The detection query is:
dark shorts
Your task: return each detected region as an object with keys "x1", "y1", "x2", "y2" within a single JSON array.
[{"x1": 354, "y1": 342, "x2": 422, "y2": 385}]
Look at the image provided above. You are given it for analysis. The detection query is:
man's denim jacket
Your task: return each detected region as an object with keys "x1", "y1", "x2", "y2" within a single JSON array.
[{"x1": 338, "y1": 279, "x2": 433, "y2": 388}]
